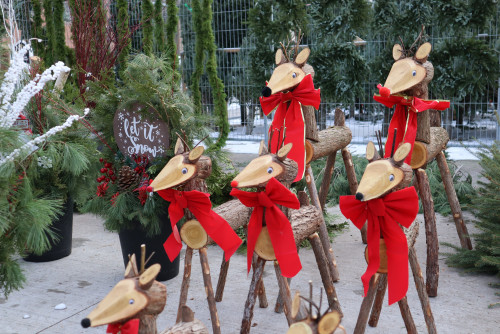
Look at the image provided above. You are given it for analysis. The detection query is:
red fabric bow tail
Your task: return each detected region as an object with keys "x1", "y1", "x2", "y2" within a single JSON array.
[
  {"x1": 260, "y1": 75, "x2": 320, "y2": 182},
  {"x1": 230, "y1": 177, "x2": 301, "y2": 277},
  {"x1": 106, "y1": 319, "x2": 140, "y2": 334},
  {"x1": 339, "y1": 187, "x2": 419, "y2": 305}
]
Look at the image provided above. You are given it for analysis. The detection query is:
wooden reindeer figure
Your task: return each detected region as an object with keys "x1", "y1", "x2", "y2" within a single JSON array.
[
  {"x1": 339, "y1": 142, "x2": 436, "y2": 334},
  {"x1": 81, "y1": 251, "x2": 167, "y2": 334},
  {"x1": 148, "y1": 138, "x2": 243, "y2": 334},
  {"x1": 230, "y1": 141, "x2": 341, "y2": 334},
  {"x1": 374, "y1": 28, "x2": 472, "y2": 297}
]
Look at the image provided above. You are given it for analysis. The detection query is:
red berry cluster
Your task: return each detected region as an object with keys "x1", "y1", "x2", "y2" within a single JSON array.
[
  {"x1": 97, "y1": 158, "x2": 117, "y2": 184},
  {"x1": 132, "y1": 155, "x2": 149, "y2": 179}
]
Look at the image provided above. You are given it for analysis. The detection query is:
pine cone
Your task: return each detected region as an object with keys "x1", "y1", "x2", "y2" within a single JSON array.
[{"x1": 118, "y1": 165, "x2": 140, "y2": 190}]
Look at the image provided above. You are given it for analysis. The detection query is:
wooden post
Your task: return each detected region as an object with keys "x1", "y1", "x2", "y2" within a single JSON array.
[
  {"x1": 305, "y1": 165, "x2": 340, "y2": 282},
  {"x1": 354, "y1": 274, "x2": 380, "y2": 334},
  {"x1": 274, "y1": 261, "x2": 293, "y2": 326},
  {"x1": 397, "y1": 296, "x2": 417, "y2": 334},
  {"x1": 215, "y1": 254, "x2": 229, "y2": 302},
  {"x1": 409, "y1": 246, "x2": 437, "y2": 334},
  {"x1": 435, "y1": 151, "x2": 472, "y2": 250},
  {"x1": 241, "y1": 257, "x2": 266, "y2": 334},
  {"x1": 176, "y1": 247, "x2": 193, "y2": 323},
  {"x1": 318, "y1": 151, "x2": 338, "y2": 210},
  {"x1": 199, "y1": 247, "x2": 221, "y2": 334},
  {"x1": 415, "y1": 169, "x2": 439, "y2": 297},
  {"x1": 368, "y1": 273, "x2": 387, "y2": 327}
]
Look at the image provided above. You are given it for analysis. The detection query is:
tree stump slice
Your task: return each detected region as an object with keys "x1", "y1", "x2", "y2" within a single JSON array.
[
  {"x1": 318, "y1": 310, "x2": 341, "y2": 334},
  {"x1": 181, "y1": 220, "x2": 208, "y2": 250},
  {"x1": 410, "y1": 127, "x2": 449, "y2": 169}
]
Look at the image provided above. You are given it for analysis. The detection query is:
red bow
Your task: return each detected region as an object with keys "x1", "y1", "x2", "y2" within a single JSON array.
[
  {"x1": 260, "y1": 74, "x2": 321, "y2": 182},
  {"x1": 106, "y1": 319, "x2": 139, "y2": 334},
  {"x1": 374, "y1": 91, "x2": 450, "y2": 164},
  {"x1": 339, "y1": 187, "x2": 419, "y2": 305},
  {"x1": 157, "y1": 189, "x2": 242, "y2": 262},
  {"x1": 230, "y1": 177, "x2": 301, "y2": 278}
]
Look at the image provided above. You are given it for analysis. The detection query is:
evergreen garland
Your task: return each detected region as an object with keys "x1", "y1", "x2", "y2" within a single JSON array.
[
  {"x1": 142, "y1": 0, "x2": 154, "y2": 56},
  {"x1": 165, "y1": 0, "x2": 179, "y2": 81},
  {"x1": 153, "y1": 0, "x2": 165, "y2": 54},
  {"x1": 190, "y1": 0, "x2": 229, "y2": 152},
  {"x1": 117, "y1": 0, "x2": 131, "y2": 78},
  {"x1": 31, "y1": 0, "x2": 44, "y2": 58},
  {"x1": 53, "y1": 0, "x2": 66, "y2": 63},
  {"x1": 42, "y1": 0, "x2": 54, "y2": 65}
]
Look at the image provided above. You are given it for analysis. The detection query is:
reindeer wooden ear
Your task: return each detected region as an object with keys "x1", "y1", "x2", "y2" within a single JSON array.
[
  {"x1": 124, "y1": 254, "x2": 139, "y2": 278},
  {"x1": 392, "y1": 44, "x2": 403, "y2": 61},
  {"x1": 258, "y1": 140, "x2": 269, "y2": 156},
  {"x1": 138, "y1": 264, "x2": 161, "y2": 290},
  {"x1": 295, "y1": 48, "x2": 310, "y2": 67},
  {"x1": 415, "y1": 42, "x2": 431, "y2": 61},
  {"x1": 275, "y1": 48, "x2": 286, "y2": 65},
  {"x1": 188, "y1": 146, "x2": 204, "y2": 163},
  {"x1": 391, "y1": 142, "x2": 412, "y2": 166},
  {"x1": 174, "y1": 138, "x2": 185, "y2": 155},
  {"x1": 277, "y1": 143, "x2": 293, "y2": 161},
  {"x1": 366, "y1": 141, "x2": 380, "y2": 162}
]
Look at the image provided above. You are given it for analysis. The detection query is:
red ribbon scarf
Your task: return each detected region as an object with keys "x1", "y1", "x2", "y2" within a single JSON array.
[
  {"x1": 106, "y1": 319, "x2": 139, "y2": 334},
  {"x1": 260, "y1": 74, "x2": 321, "y2": 182},
  {"x1": 374, "y1": 90, "x2": 450, "y2": 165},
  {"x1": 339, "y1": 187, "x2": 419, "y2": 305},
  {"x1": 157, "y1": 189, "x2": 242, "y2": 262},
  {"x1": 230, "y1": 177, "x2": 301, "y2": 278}
]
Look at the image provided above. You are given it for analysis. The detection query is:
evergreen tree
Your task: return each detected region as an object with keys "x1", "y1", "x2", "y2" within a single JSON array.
[
  {"x1": 142, "y1": 0, "x2": 154, "y2": 55},
  {"x1": 31, "y1": 0, "x2": 44, "y2": 58},
  {"x1": 117, "y1": 0, "x2": 131, "y2": 77},
  {"x1": 53, "y1": 0, "x2": 66, "y2": 62},
  {"x1": 154, "y1": 0, "x2": 165, "y2": 54},
  {"x1": 165, "y1": 0, "x2": 179, "y2": 79},
  {"x1": 43, "y1": 0, "x2": 54, "y2": 65}
]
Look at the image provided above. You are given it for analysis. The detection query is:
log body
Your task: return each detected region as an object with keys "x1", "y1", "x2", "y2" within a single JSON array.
[
  {"x1": 308, "y1": 126, "x2": 352, "y2": 162},
  {"x1": 410, "y1": 127, "x2": 449, "y2": 169}
]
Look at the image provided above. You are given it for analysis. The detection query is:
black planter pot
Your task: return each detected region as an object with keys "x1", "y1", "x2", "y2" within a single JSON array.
[
  {"x1": 118, "y1": 215, "x2": 180, "y2": 281},
  {"x1": 24, "y1": 197, "x2": 74, "y2": 262}
]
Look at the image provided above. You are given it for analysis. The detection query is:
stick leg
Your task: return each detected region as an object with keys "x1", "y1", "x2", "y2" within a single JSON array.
[
  {"x1": 273, "y1": 261, "x2": 293, "y2": 326},
  {"x1": 354, "y1": 274, "x2": 380, "y2": 334},
  {"x1": 436, "y1": 151, "x2": 473, "y2": 249},
  {"x1": 416, "y1": 169, "x2": 440, "y2": 297},
  {"x1": 274, "y1": 277, "x2": 291, "y2": 313},
  {"x1": 318, "y1": 151, "x2": 337, "y2": 210},
  {"x1": 199, "y1": 247, "x2": 221, "y2": 334},
  {"x1": 241, "y1": 257, "x2": 266, "y2": 334},
  {"x1": 397, "y1": 296, "x2": 417, "y2": 334},
  {"x1": 215, "y1": 253, "x2": 229, "y2": 302},
  {"x1": 309, "y1": 233, "x2": 342, "y2": 315},
  {"x1": 252, "y1": 254, "x2": 268, "y2": 308},
  {"x1": 176, "y1": 246, "x2": 193, "y2": 323},
  {"x1": 305, "y1": 165, "x2": 340, "y2": 282},
  {"x1": 341, "y1": 148, "x2": 363, "y2": 243},
  {"x1": 409, "y1": 246, "x2": 437, "y2": 334},
  {"x1": 368, "y1": 273, "x2": 387, "y2": 327}
]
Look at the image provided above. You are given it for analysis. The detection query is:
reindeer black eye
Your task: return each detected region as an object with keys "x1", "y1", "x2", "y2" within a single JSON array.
[
  {"x1": 412, "y1": 70, "x2": 416, "y2": 77},
  {"x1": 267, "y1": 167, "x2": 273, "y2": 174},
  {"x1": 181, "y1": 167, "x2": 188, "y2": 174},
  {"x1": 389, "y1": 174, "x2": 395, "y2": 181},
  {"x1": 292, "y1": 72, "x2": 297, "y2": 78},
  {"x1": 129, "y1": 299, "x2": 134, "y2": 304}
]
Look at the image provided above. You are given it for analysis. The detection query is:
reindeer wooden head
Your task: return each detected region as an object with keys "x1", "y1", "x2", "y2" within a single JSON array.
[
  {"x1": 261, "y1": 46, "x2": 311, "y2": 98},
  {"x1": 355, "y1": 141, "x2": 413, "y2": 202},
  {"x1": 81, "y1": 254, "x2": 166, "y2": 332},
  {"x1": 230, "y1": 141, "x2": 297, "y2": 189},
  {"x1": 149, "y1": 137, "x2": 211, "y2": 192}
]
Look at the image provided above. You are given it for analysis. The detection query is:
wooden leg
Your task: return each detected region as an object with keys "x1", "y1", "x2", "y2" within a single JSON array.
[
  {"x1": 368, "y1": 273, "x2": 387, "y2": 327},
  {"x1": 318, "y1": 150, "x2": 338, "y2": 210},
  {"x1": 354, "y1": 274, "x2": 380, "y2": 334},
  {"x1": 309, "y1": 233, "x2": 342, "y2": 315},
  {"x1": 241, "y1": 257, "x2": 266, "y2": 334},
  {"x1": 397, "y1": 296, "x2": 417, "y2": 334},
  {"x1": 409, "y1": 246, "x2": 437, "y2": 334},
  {"x1": 436, "y1": 151, "x2": 473, "y2": 250},
  {"x1": 274, "y1": 277, "x2": 290, "y2": 313},
  {"x1": 342, "y1": 148, "x2": 363, "y2": 243},
  {"x1": 176, "y1": 246, "x2": 193, "y2": 323},
  {"x1": 273, "y1": 261, "x2": 293, "y2": 326},
  {"x1": 305, "y1": 165, "x2": 340, "y2": 282},
  {"x1": 416, "y1": 169, "x2": 440, "y2": 297},
  {"x1": 215, "y1": 253, "x2": 229, "y2": 302},
  {"x1": 252, "y1": 254, "x2": 268, "y2": 309},
  {"x1": 199, "y1": 247, "x2": 221, "y2": 334}
]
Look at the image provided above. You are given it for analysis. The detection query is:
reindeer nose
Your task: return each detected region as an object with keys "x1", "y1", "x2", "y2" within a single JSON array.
[
  {"x1": 231, "y1": 180, "x2": 238, "y2": 188},
  {"x1": 81, "y1": 318, "x2": 91, "y2": 328},
  {"x1": 377, "y1": 84, "x2": 391, "y2": 98},
  {"x1": 355, "y1": 192, "x2": 364, "y2": 201},
  {"x1": 262, "y1": 86, "x2": 272, "y2": 97}
]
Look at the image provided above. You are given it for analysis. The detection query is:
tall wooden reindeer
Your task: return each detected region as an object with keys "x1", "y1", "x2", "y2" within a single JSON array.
[
  {"x1": 374, "y1": 29, "x2": 472, "y2": 296},
  {"x1": 230, "y1": 141, "x2": 341, "y2": 334},
  {"x1": 340, "y1": 141, "x2": 437, "y2": 334},
  {"x1": 147, "y1": 137, "x2": 243, "y2": 334}
]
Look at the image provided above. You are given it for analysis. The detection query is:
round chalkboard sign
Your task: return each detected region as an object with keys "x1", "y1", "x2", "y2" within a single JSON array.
[{"x1": 113, "y1": 103, "x2": 170, "y2": 160}]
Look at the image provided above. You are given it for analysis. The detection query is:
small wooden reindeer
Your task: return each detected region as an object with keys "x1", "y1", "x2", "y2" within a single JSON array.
[
  {"x1": 374, "y1": 28, "x2": 472, "y2": 297},
  {"x1": 340, "y1": 141, "x2": 436, "y2": 334},
  {"x1": 148, "y1": 137, "x2": 242, "y2": 334}
]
